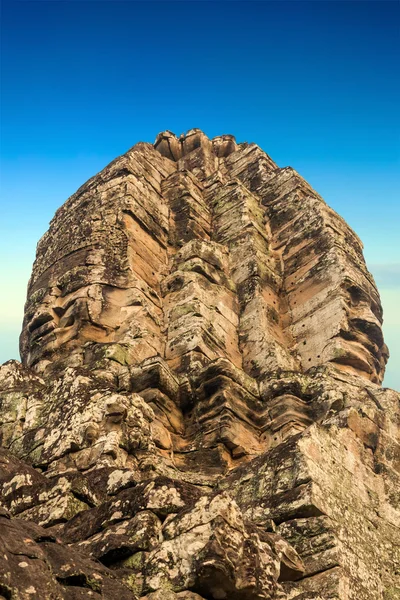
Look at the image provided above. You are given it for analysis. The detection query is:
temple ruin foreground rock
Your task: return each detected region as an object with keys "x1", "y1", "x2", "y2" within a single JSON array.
[{"x1": 0, "y1": 129, "x2": 399, "y2": 599}]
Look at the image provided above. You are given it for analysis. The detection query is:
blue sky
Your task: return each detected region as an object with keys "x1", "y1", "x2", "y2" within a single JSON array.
[{"x1": 1, "y1": 0, "x2": 399, "y2": 388}]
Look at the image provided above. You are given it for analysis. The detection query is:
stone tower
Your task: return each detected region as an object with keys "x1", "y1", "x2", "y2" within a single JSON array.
[{"x1": 0, "y1": 130, "x2": 398, "y2": 599}]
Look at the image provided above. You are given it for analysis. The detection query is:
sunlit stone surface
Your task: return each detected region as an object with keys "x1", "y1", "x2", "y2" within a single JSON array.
[{"x1": 0, "y1": 130, "x2": 398, "y2": 599}]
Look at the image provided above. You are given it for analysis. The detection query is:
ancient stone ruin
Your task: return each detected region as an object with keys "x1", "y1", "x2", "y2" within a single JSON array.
[{"x1": 0, "y1": 129, "x2": 399, "y2": 599}]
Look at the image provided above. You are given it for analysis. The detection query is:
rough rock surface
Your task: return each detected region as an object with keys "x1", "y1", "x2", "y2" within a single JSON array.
[{"x1": 0, "y1": 129, "x2": 398, "y2": 600}]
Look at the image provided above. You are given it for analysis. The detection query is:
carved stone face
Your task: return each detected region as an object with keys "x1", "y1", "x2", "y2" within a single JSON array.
[
  {"x1": 20, "y1": 129, "x2": 388, "y2": 390},
  {"x1": 22, "y1": 279, "x2": 165, "y2": 373},
  {"x1": 22, "y1": 278, "x2": 114, "y2": 369},
  {"x1": 24, "y1": 283, "x2": 98, "y2": 355}
]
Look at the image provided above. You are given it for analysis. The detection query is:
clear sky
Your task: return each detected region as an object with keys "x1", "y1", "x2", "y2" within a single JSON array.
[{"x1": 1, "y1": 0, "x2": 399, "y2": 388}]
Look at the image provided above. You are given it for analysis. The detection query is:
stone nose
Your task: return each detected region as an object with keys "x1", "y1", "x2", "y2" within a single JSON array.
[{"x1": 28, "y1": 311, "x2": 54, "y2": 334}]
